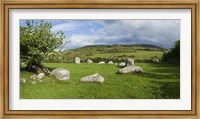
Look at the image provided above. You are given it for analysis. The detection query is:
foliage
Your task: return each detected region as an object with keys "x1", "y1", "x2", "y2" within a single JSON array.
[
  {"x1": 162, "y1": 40, "x2": 180, "y2": 62},
  {"x1": 20, "y1": 63, "x2": 180, "y2": 99},
  {"x1": 20, "y1": 20, "x2": 65, "y2": 66}
]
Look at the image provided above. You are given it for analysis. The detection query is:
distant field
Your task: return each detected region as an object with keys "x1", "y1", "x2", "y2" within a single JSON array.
[
  {"x1": 20, "y1": 63, "x2": 180, "y2": 99},
  {"x1": 91, "y1": 51, "x2": 163, "y2": 59},
  {"x1": 45, "y1": 44, "x2": 165, "y2": 63}
]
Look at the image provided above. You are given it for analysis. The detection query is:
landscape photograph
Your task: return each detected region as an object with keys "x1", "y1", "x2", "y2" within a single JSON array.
[{"x1": 20, "y1": 19, "x2": 180, "y2": 99}]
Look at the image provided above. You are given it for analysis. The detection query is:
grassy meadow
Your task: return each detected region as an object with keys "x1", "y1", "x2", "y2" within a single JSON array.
[
  {"x1": 91, "y1": 51, "x2": 163, "y2": 59},
  {"x1": 20, "y1": 20, "x2": 181, "y2": 99},
  {"x1": 75, "y1": 45, "x2": 164, "y2": 59},
  {"x1": 20, "y1": 62, "x2": 180, "y2": 99}
]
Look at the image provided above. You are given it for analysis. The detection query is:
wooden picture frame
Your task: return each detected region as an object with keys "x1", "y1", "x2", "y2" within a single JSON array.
[{"x1": 0, "y1": 0, "x2": 199, "y2": 118}]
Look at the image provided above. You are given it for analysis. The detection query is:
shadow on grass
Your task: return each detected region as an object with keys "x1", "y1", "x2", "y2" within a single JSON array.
[
  {"x1": 148, "y1": 81, "x2": 180, "y2": 99},
  {"x1": 138, "y1": 63, "x2": 180, "y2": 99},
  {"x1": 150, "y1": 67, "x2": 180, "y2": 75},
  {"x1": 147, "y1": 63, "x2": 180, "y2": 73},
  {"x1": 148, "y1": 62, "x2": 180, "y2": 67},
  {"x1": 21, "y1": 65, "x2": 57, "y2": 72},
  {"x1": 45, "y1": 67, "x2": 55, "y2": 72},
  {"x1": 137, "y1": 72, "x2": 179, "y2": 80},
  {"x1": 137, "y1": 63, "x2": 180, "y2": 80}
]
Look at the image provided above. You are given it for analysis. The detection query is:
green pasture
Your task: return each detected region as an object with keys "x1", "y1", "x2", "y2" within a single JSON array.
[
  {"x1": 90, "y1": 51, "x2": 163, "y2": 59},
  {"x1": 20, "y1": 62, "x2": 180, "y2": 99}
]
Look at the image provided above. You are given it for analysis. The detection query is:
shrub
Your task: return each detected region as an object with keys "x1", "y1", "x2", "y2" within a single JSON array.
[{"x1": 162, "y1": 40, "x2": 180, "y2": 62}]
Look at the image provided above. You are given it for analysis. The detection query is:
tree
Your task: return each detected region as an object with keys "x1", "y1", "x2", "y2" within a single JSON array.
[
  {"x1": 111, "y1": 45, "x2": 121, "y2": 55},
  {"x1": 20, "y1": 20, "x2": 65, "y2": 73},
  {"x1": 162, "y1": 40, "x2": 180, "y2": 62}
]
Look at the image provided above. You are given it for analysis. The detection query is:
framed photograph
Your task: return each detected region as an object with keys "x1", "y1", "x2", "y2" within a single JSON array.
[{"x1": 0, "y1": 0, "x2": 199, "y2": 118}]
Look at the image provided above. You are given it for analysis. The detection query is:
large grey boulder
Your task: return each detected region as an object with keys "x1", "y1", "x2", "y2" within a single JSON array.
[
  {"x1": 117, "y1": 66, "x2": 143, "y2": 74},
  {"x1": 108, "y1": 61, "x2": 114, "y2": 64},
  {"x1": 98, "y1": 61, "x2": 105, "y2": 64},
  {"x1": 75, "y1": 57, "x2": 80, "y2": 64},
  {"x1": 87, "y1": 59, "x2": 93, "y2": 64},
  {"x1": 126, "y1": 58, "x2": 134, "y2": 66},
  {"x1": 118, "y1": 62, "x2": 126, "y2": 67},
  {"x1": 80, "y1": 73, "x2": 104, "y2": 83},
  {"x1": 50, "y1": 68, "x2": 70, "y2": 80}
]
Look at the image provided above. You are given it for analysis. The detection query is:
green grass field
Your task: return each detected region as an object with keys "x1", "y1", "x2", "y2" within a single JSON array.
[
  {"x1": 20, "y1": 62, "x2": 180, "y2": 99},
  {"x1": 91, "y1": 51, "x2": 163, "y2": 59}
]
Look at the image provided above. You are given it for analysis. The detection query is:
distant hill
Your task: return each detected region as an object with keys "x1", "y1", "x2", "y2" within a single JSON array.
[
  {"x1": 76, "y1": 44, "x2": 165, "y2": 50},
  {"x1": 47, "y1": 44, "x2": 165, "y2": 63},
  {"x1": 63, "y1": 44, "x2": 165, "y2": 59}
]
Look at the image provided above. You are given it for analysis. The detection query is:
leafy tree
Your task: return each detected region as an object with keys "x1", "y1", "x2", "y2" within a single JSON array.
[
  {"x1": 162, "y1": 40, "x2": 180, "y2": 62},
  {"x1": 111, "y1": 45, "x2": 121, "y2": 54},
  {"x1": 20, "y1": 20, "x2": 65, "y2": 73}
]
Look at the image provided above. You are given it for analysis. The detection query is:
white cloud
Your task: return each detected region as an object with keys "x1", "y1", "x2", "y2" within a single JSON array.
[
  {"x1": 51, "y1": 22, "x2": 81, "y2": 32},
  {"x1": 62, "y1": 20, "x2": 180, "y2": 49}
]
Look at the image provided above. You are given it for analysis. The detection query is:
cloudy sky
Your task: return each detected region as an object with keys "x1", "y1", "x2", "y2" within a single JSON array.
[{"x1": 20, "y1": 19, "x2": 180, "y2": 49}]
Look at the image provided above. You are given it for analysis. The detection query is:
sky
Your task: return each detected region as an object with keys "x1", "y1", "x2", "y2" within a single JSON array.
[{"x1": 20, "y1": 19, "x2": 180, "y2": 50}]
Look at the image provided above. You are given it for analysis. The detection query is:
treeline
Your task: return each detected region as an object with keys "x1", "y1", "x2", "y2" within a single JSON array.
[
  {"x1": 76, "y1": 47, "x2": 164, "y2": 54},
  {"x1": 162, "y1": 40, "x2": 180, "y2": 62},
  {"x1": 94, "y1": 48, "x2": 163, "y2": 54}
]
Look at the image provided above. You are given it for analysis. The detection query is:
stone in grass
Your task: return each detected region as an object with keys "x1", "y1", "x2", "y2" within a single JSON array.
[
  {"x1": 87, "y1": 59, "x2": 93, "y2": 64},
  {"x1": 125, "y1": 58, "x2": 134, "y2": 66},
  {"x1": 32, "y1": 81, "x2": 37, "y2": 84},
  {"x1": 36, "y1": 73, "x2": 45, "y2": 79},
  {"x1": 117, "y1": 66, "x2": 143, "y2": 74},
  {"x1": 50, "y1": 68, "x2": 70, "y2": 80},
  {"x1": 30, "y1": 74, "x2": 37, "y2": 80},
  {"x1": 108, "y1": 61, "x2": 114, "y2": 64},
  {"x1": 118, "y1": 62, "x2": 126, "y2": 68},
  {"x1": 80, "y1": 73, "x2": 104, "y2": 83},
  {"x1": 38, "y1": 79, "x2": 43, "y2": 83},
  {"x1": 20, "y1": 78, "x2": 27, "y2": 83},
  {"x1": 30, "y1": 73, "x2": 45, "y2": 83},
  {"x1": 98, "y1": 61, "x2": 105, "y2": 64},
  {"x1": 152, "y1": 58, "x2": 160, "y2": 63},
  {"x1": 75, "y1": 57, "x2": 81, "y2": 64}
]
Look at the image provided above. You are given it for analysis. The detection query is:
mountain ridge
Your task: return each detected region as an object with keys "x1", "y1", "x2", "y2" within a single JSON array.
[{"x1": 77, "y1": 44, "x2": 165, "y2": 50}]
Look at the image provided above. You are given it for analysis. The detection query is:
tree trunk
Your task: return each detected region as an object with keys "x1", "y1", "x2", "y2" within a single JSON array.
[{"x1": 25, "y1": 63, "x2": 50, "y2": 75}]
